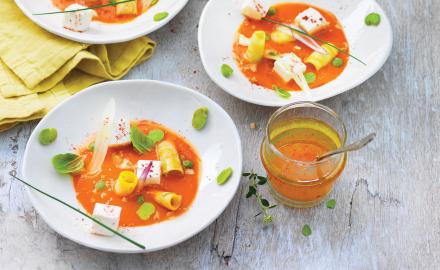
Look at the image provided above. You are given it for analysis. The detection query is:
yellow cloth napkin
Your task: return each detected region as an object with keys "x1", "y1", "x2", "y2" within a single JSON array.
[{"x1": 0, "y1": 0, "x2": 156, "y2": 132}]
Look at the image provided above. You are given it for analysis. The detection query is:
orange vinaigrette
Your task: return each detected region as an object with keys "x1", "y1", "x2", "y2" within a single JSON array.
[{"x1": 261, "y1": 103, "x2": 347, "y2": 207}]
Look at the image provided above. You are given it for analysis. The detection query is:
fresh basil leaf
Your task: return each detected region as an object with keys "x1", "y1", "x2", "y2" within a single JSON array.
[
  {"x1": 52, "y1": 153, "x2": 84, "y2": 175},
  {"x1": 130, "y1": 124, "x2": 154, "y2": 153}
]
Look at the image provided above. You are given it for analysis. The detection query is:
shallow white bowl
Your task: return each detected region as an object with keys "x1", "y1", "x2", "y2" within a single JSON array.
[
  {"x1": 15, "y1": 0, "x2": 188, "y2": 44},
  {"x1": 198, "y1": 0, "x2": 393, "y2": 107},
  {"x1": 22, "y1": 80, "x2": 242, "y2": 253}
]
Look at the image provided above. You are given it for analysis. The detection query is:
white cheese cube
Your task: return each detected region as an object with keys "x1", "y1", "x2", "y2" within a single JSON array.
[
  {"x1": 294, "y1": 8, "x2": 329, "y2": 34},
  {"x1": 111, "y1": 118, "x2": 131, "y2": 145},
  {"x1": 273, "y1": 53, "x2": 306, "y2": 83},
  {"x1": 241, "y1": 0, "x2": 269, "y2": 20},
  {"x1": 63, "y1": 4, "x2": 94, "y2": 33},
  {"x1": 90, "y1": 203, "x2": 122, "y2": 236},
  {"x1": 136, "y1": 160, "x2": 161, "y2": 185}
]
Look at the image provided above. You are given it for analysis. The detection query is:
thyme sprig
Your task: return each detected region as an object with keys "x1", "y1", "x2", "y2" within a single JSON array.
[
  {"x1": 32, "y1": 0, "x2": 135, "y2": 16},
  {"x1": 261, "y1": 17, "x2": 367, "y2": 66},
  {"x1": 243, "y1": 172, "x2": 277, "y2": 224}
]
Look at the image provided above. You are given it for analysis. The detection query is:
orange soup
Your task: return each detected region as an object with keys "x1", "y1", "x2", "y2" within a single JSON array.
[
  {"x1": 73, "y1": 120, "x2": 200, "y2": 227},
  {"x1": 233, "y1": 2, "x2": 349, "y2": 92},
  {"x1": 52, "y1": 0, "x2": 155, "y2": 23}
]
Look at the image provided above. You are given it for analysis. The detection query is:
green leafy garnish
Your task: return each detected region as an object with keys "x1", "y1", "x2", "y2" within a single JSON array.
[
  {"x1": 136, "y1": 203, "x2": 156, "y2": 220},
  {"x1": 221, "y1": 64, "x2": 234, "y2": 78},
  {"x1": 326, "y1": 199, "x2": 336, "y2": 209},
  {"x1": 332, "y1": 57, "x2": 344, "y2": 68},
  {"x1": 95, "y1": 181, "x2": 106, "y2": 191},
  {"x1": 302, "y1": 224, "x2": 312, "y2": 236},
  {"x1": 147, "y1": 129, "x2": 165, "y2": 144},
  {"x1": 217, "y1": 167, "x2": 233, "y2": 185},
  {"x1": 192, "y1": 107, "x2": 209, "y2": 130},
  {"x1": 243, "y1": 172, "x2": 277, "y2": 224},
  {"x1": 365, "y1": 13, "x2": 381, "y2": 26},
  {"x1": 305, "y1": 72, "x2": 316, "y2": 84},
  {"x1": 52, "y1": 153, "x2": 84, "y2": 175},
  {"x1": 88, "y1": 142, "x2": 95, "y2": 151},
  {"x1": 38, "y1": 128, "x2": 57, "y2": 145},
  {"x1": 183, "y1": 160, "x2": 193, "y2": 168},
  {"x1": 32, "y1": 0, "x2": 135, "y2": 15},
  {"x1": 154, "y1": 12, "x2": 169, "y2": 22},
  {"x1": 267, "y1": 7, "x2": 276, "y2": 16},
  {"x1": 130, "y1": 124, "x2": 154, "y2": 154},
  {"x1": 273, "y1": 85, "x2": 291, "y2": 99},
  {"x1": 137, "y1": 195, "x2": 145, "y2": 205}
]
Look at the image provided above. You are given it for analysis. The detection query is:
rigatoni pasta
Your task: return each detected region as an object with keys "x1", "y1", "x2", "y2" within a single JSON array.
[{"x1": 152, "y1": 191, "x2": 183, "y2": 211}]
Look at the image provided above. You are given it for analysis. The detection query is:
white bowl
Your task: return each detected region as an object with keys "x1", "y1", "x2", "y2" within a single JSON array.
[
  {"x1": 15, "y1": 0, "x2": 188, "y2": 44},
  {"x1": 198, "y1": 0, "x2": 393, "y2": 107},
  {"x1": 22, "y1": 80, "x2": 242, "y2": 253}
]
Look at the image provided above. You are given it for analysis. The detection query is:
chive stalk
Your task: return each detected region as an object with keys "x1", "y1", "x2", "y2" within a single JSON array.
[{"x1": 32, "y1": 0, "x2": 135, "y2": 15}]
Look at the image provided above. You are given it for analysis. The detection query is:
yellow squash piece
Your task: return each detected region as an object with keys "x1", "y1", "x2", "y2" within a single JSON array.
[
  {"x1": 156, "y1": 141, "x2": 184, "y2": 176},
  {"x1": 114, "y1": 171, "x2": 138, "y2": 196},
  {"x1": 305, "y1": 44, "x2": 339, "y2": 70},
  {"x1": 152, "y1": 191, "x2": 183, "y2": 211},
  {"x1": 244, "y1": 30, "x2": 266, "y2": 63},
  {"x1": 116, "y1": 0, "x2": 138, "y2": 15},
  {"x1": 271, "y1": 25, "x2": 295, "y2": 44}
]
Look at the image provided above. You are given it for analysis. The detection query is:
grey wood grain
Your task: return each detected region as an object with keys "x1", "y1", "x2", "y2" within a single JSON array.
[{"x1": 1, "y1": 0, "x2": 438, "y2": 269}]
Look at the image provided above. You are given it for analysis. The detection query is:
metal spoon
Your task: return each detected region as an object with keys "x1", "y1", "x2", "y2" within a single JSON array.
[{"x1": 316, "y1": 133, "x2": 376, "y2": 161}]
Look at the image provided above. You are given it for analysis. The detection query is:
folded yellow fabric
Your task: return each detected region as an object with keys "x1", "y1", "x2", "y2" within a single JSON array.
[{"x1": 0, "y1": 0, "x2": 156, "y2": 132}]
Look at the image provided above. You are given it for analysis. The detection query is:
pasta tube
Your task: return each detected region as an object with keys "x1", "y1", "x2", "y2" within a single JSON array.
[
  {"x1": 152, "y1": 191, "x2": 183, "y2": 211},
  {"x1": 156, "y1": 141, "x2": 184, "y2": 176},
  {"x1": 305, "y1": 44, "x2": 339, "y2": 70},
  {"x1": 114, "y1": 171, "x2": 138, "y2": 196},
  {"x1": 244, "y1": 31, "x2": 266, "y2": 63}
]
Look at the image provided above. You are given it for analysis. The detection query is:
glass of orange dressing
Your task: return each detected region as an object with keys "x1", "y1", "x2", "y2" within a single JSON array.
[{"x1": 261, "y1": 102, "x2": 347, "y2": 208}]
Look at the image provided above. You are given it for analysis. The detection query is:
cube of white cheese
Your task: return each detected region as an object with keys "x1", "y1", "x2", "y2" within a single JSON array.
[
  {"x1": 273, "y1": 53, "x2": 306, "y2": 83},
  {"x1": 136, "y1": 160, "x2": 161, "y2": 185},
  {"x1": 111, "y1": 118, "x2": 131, "y2": 145},
  {"x1": 63, "y1": 4, "x2": 94, "y2": 33},
  {"x1": 294, "y1": 8, "x2": 329, "y2": 34},
  {"x1": 90, "y1": 203, "x2": 122, "y2": 236},
  {"x1": 241, "y1": 0, "x2": 269, "y2": 20}
]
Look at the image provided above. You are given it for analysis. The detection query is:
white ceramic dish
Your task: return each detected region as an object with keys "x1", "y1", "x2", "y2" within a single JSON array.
[
  {"x1": 198, "y1": 0, "x2": 393, "y2": 107},
  {"x1": 22, "y1": 80, "x2": 242, "y2": 253},
  {"x1": 15, "y1": 0, "x2": 188, "y2": 44}
]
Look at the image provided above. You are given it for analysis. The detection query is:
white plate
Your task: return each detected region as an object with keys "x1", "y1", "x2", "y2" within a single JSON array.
[
  {"x1": 22, "y1": 80, "x2": 242, "y2": 253},
  {"x1": 15, "y1": 0, "x2": 188, "y2": 44},
  {"x1": 198, "y1": 0, "x2": 393, "y2": 107}
]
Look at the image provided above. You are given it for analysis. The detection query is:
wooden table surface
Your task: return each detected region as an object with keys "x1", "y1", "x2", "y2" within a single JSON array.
[{"x1": 1, "y1": 0, "x2": 438, "y2": 269}]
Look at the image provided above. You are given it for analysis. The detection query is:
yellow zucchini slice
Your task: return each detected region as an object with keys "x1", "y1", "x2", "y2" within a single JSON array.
[
  {"x1": 305, "y1": 44, "x2": 339, "y2": 70},
  {"x1": 116, "y1": 0, "x2": 138, "y2": 15},
  {"x1": 152, "y1": 191, "x2": 183, "y2": 211},
  {"x1": 244, "y1": 30, "x2": 266, "y2": 63},
  {"x1": 114, "y1": 171, "x2": 138, "y2": 196},
  {"x1": 156, "y1": 141, "x2": 184, "y2": 176}
]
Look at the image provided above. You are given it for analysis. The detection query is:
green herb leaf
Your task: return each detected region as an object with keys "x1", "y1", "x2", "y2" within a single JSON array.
[
  {"x1": 263, "y1": 215, "x2": 273, "y2": 223},
  {"x1": 326, "y1": 199, "x2": 336, "y2": 209},
  {"x1": 192, "y1": 107, "x2": 209, "y2": 130},
  {"x1": 147, "y1": 129, "x2": 165, "y2": 144},
  {"x1": 305, "y1": 72, "x2": 316, "y2": 84},
  {"x1": 137, "y1": 195, "x2": 145, "y2": 205},
  {"x1": 182, "y1": 160, "x2": 193, "y2": 168},
  {"x1": 242, "y1": 173, "x2": 251, "y2": 177},
  {"x1": 130, "y1": 124, "x2": 154, "y2": 154},
  {"x1": 365, "y1": 12, "x2": 381, "y2": 26},
  {"x1": 332, "y1": 57, "x2": 344, "y2": 68},
  {"x1": 39, "y1": 128, "x2": 58, "y2": 145},
  {"x1": 136, "y1": 203, "x2": 156, "y2": 220},
  {"x1": 267, "y1": 7, "x2": 276, "y2": 16},
  {"x1": 221, "y1": 64, "x2": 234, "y2": 78},
  {"x1": 154, "y1": 12, "x2": 169, "y2": 22},
  {"x1": 95, "y1": 181, "x2": 106, "y2": 191},
  {"x1": 269, "y1": 205, "x2": 278, "y2": 209},
  {"x1": 217, "y1": 167, "x2": 233, "y2": 185},
  {"x1": 260, "y1": 198, "x2": 270, "y2": 207},
  {"x1": 88, "y1": 142, "x2": 95, "y2": 151},
  {"x1": 273, "y1": 85, "x2": 291, "y2": 99},
  {"x1": 302, "y1": 224, "x2": 312, "y2": 236},
  {"x1": 52, "y1": 153, "x2": 84, "y2": 175},
  {"x1": 246, "y1": 186, "x2": 257, "y2": 198},
  {"x1": 257, "y1": 176, "x2": 267, "y2": 185}
]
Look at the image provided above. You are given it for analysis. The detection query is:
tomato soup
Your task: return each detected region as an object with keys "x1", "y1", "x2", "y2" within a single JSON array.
[
  {"x1": 233, "y1": 2, "x2": 349, "y2": 92},
  {"x1": 52, "y1": 0, "x2": 154, "y2": 23},
  {"x1": 73, "y1": 120, "x2": 200, "y2": 227}
]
